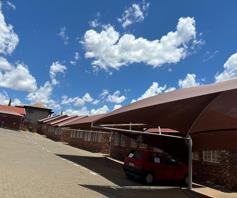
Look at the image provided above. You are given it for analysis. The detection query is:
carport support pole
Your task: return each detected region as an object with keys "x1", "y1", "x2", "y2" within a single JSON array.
[{"x1": 187, "y1": 135, "x2": 192, "y2": 190}]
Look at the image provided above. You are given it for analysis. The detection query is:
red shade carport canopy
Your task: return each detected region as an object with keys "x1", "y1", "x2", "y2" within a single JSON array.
[
  {"x1": 93, "y1": 78, "x2": 237, "y2": 190},
  {"x1": 94, "y1": 78, "x2": 237, "y2": 150}
]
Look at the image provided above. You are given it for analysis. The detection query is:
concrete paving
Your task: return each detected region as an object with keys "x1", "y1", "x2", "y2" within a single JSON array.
[
  {"x1": 192, "y1": 184, "x2": 237, "y2": 198},
  {"x1": 0, "y1": 128, "x2": 208, "y2": 198}
]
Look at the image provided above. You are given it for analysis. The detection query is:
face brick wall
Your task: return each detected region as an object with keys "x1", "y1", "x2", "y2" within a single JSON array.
[
  {"x1": 0, "y1": 113, "x2": 22, "y2": 130},
  {"x1": 193, "y1": 150, "x2": 237, "y2": 190},
  {"x1": 68, "y1": 129, "x2": 111, "y2": 154}
]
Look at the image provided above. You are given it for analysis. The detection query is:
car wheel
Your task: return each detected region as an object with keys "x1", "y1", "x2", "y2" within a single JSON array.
[{"x1": 144, "y1": 173, "x2": 154, "y2": 184}]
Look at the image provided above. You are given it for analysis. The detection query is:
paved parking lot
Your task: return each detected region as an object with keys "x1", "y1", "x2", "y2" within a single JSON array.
[{"x1": 0, "y1": 128, "x2": 208, "y2": 198}]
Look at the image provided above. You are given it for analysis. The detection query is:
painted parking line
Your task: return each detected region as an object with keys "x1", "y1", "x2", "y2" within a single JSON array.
[
  {"x1": 72, "y1": 163, "x2": 79, "y2": 167},
  {"x1": 109, "y1": 185, "x2": 180, "y2": 190}
]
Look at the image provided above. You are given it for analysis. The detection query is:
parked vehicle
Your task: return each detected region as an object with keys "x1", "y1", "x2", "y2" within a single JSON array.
[{"x1": 123, "y1": 150, "x2": 188, "y2": 185}]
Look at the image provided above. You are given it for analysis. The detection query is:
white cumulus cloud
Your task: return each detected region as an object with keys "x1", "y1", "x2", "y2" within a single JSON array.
[
  {"x1": 0, "y1": 5, "x2": 37, "y2": 93},
  {"x1": 83, "y1": 17, "x2": 198, "y2": 70},
  {"x1": 0, "y1": 62, "x2": 37, "y2": 92},
  {"x1": 26, "y1": 81, "x2": 61, "y2": 110},
  {"x1": 27, "y1": 81, "x2": 52, "y2": 104},
  {"x1": 118, "y1": 0, "x2": 150, "y2": 28},
  {"x1": 90, "y1": 105, "x2": 109, "y2": 115},
  {"x1": 70, "y1": 52, "x2": 80, "y2": 65},
  {"x1": 0, "y1": 4, "x2": 19, "y2": 55},
  {"x1": 107, "y1": 90, "x2": 126, "y2": 104},
  {"x1": 132, "y1": 82, "x2": 176, "y2": 103},
  {"x1": 64, "y1": 105, "x2": 109, "y2": 116},
  {"x1": 137, "y1": 82, "x2": 167, "y2": 101},
  {"x1": 89, "y1": 12, "x2": 101, "y2": 28},
  {"x1": 113, "y1": 104, "x2": 122, "y2": 110},
  {"x1": 58, "y1": 26, "x2": 69, "y2": 45},
  {"x1": 178, "y1": 73, "x2": 200, "y2": 88},
  {"x1": 62, "y1": 93, "x2": 93, "y2": 107},
  {"x1": 49, "y1": 61, "x2": 67, "y2": 85},
  {"x1": 6, "y1": 1, "x2": 16, "y2": 10},
  {"x1": 164, "y1": 87, "x2": 176, "y2": 93},
  {"x1": 215, "y1": 52, "x2": 237, "y2": 82},
  {"x1": 64, "y1": 107, "x2": 90, "y2": 116},
  {"x1": 0, "y1": 56, "x2": 11, "y2": 70},
  {"x1": 27, "y1": 61, "x2": 67, "y2": 110}
]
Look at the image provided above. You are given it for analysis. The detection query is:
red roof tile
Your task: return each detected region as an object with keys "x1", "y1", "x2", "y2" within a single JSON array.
[
  {"x1": 38, "y1": 115, "x2": 59, "y2": 123},
  {"x1": 42, "y1": 115, "x2": 68, "y2": 124},
  {"x1": 57, "y1": 116, "x2": 86, "y2": 127},
  {"x1": 50, "y1": 116, "x2": 78, "y2": 126},
  {"x1": 0, "y1": 105, "x2": 25, "y2": 116}
]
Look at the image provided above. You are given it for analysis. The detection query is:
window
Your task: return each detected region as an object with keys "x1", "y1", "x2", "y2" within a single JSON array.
[
  {"x1": 70, "y1": 131, "x2": 74, "y2": 138},
  {"x1": 76, "y1": 131, "x2": 80, "y2": 138},
  {"x1": 93, "y1": 132, "x2": 98, "y2": 142},
  {"x1": 120, "y1": 135, "x2": 126, "y2": 147},
  {"x1": 97, "y1": 133, "x2": 102, "y2": 142},
  {"x1": 84, "y1": 132, "x2": 87, "y2": 141},
  {"x1": 87, "y1": 133, "x2": 91, "y2": 142},
  {"x1": 130, "y1": 138, "x2": 137, "y2": 148},
  {"x1": 84, "y1": 132, "x2": 91, "y2": 142},
  {"x1": 192, "y1": 152, "x2": 199, "y2": 160},
  {"x1": 113, "y1": 133, "x2": 120, "y2": 146},
  {"x1": 203, "y1": 150, "x2": 220, "y2": 163},
  {"x1": 84, "y1": 133, "x2": 87, "y2": 141},
  {"x1": 91, "y1": 132, "x2": 96, "y2": 142},
  {"x1": 79, "y1": 131, "x2": 84, "y2": 139}
]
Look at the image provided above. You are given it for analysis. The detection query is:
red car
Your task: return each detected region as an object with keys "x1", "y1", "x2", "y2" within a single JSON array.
[{"x1": 123, "y1": 150, "x2": 188, "y2": 185}]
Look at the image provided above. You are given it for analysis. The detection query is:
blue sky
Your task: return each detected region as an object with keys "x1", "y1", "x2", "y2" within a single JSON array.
[{"x1": 0, "y1": 0, "x2": 237, "y2": 115}]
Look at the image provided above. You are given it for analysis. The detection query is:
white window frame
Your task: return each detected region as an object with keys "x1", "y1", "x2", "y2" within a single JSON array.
[
  {"x1": 113, "y1": 133, "x2": 120, "y2": 146},
  {"x1": 97, "y1": 133, "x2": 102, "y2": 142},
  {"x1": 87, "y1": 132, "x2": 91, "y2": 142},
  {"x1": 130, "y1": 138, "x2": 137, "y2": 148},
  {"x1": 203, "y1": 150, "x2": 220, "y2": 163},
  {"x1": 120, "y1": 135, "x2": 126, "y2": 147},
  {"x1": 79, "y1": 131, "x2": 84, "y2": 139},
  {"x1": 83, "y1": 132, "x2": 87, "y2": 141}
]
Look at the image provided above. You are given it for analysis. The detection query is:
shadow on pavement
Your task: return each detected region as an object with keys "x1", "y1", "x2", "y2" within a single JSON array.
[
  {"x1": 79, "y1": 184, "x2": 210, "y2": 198},
  {"x1": 57, "y1": 154, "x2": 209, "y2": 197},
  {"x1": 56, "y1": 154, "x2": 140, "y2": 186}
]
